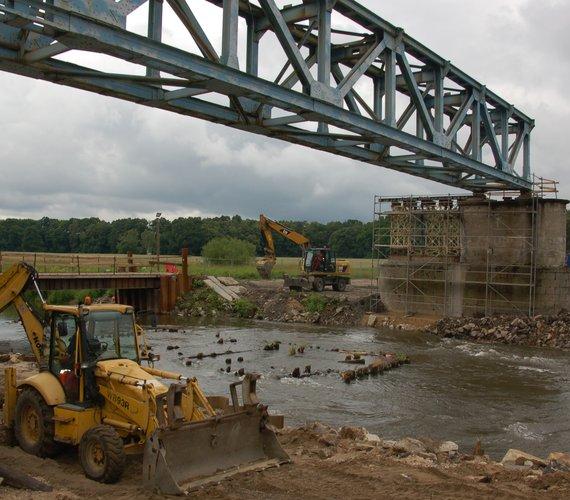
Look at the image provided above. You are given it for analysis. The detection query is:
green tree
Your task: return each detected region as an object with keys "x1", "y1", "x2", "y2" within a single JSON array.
[
  {"x1": 202, "y1": 237, "x2": 255, "y2": 265},
  {"x1": 116, "y1": 228, "x2": 142, "y2": 253},
  {"x1": 21, "y1": 224, "x2": 45, "y2": 251},
  {"x1": 0, "y1": 214, "x2": 378, "y2": 258},
  {"x1": 141, "y1": 230, "x2": 156, "y2": 254}
]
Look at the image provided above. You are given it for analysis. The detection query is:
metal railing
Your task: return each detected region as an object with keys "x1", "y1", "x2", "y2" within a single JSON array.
[{"x1": 0, "y1": 251, "x2": 184, "y2": 274}]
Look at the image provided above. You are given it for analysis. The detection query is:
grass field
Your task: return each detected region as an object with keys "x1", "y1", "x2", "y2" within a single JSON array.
[
  {"x1": 0, "y1": 252, "x2": 373, "y2": 280},
  {"x1": 188, "y1": 256, "x2": 374, "y2": 280}
]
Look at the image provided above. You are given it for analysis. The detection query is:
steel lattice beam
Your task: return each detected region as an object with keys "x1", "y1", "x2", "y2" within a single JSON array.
[{"x1": 0, "y1": 0, "x2": 534, "y2": 191}]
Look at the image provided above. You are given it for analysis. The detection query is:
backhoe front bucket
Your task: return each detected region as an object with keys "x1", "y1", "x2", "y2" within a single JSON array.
[{"x1": 143, "y1": 408, "x2": 289, "y2": 494}]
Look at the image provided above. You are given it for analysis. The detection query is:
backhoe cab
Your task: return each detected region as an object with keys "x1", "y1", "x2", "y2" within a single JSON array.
[
  {"x1": 0, "y1": 263, "x2": 288, "y2": 494},
  {"x1": 256, "y1": 214, "x2": 351, "y2": 292}
]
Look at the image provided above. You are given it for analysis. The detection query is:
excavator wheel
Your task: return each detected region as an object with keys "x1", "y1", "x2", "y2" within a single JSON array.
[
  {"x1": 14, "y1": 388, "x2": 60, "y2": 457},
  {"x1": 79, "y1": 425, "x2": 126, "y2": 484},
  {"x1": 333, "y1": 279, "x2": 348, "y2": 292},
  {"x1": 312, "y1": 278, "x2": 325, "y2": 292}
]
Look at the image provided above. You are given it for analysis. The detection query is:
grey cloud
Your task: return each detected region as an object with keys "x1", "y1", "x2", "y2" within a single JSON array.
[{"x1": 0, "y1": 0, "x2": 568, "y2": 223}]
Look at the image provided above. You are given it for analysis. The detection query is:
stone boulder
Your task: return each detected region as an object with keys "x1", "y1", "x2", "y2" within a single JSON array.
[
  {"x1": 393, "y1": 437, "x2": 426, "y2": 454},
  {"x1": 548, "y1": 452, "x2": 570, "y2": 469},
  {"x1": 438, "y1": 441, "x2": 459, "y2": 455},
  {"x1": 501, "y1": 449, "x2": 547, "y2": 468}
]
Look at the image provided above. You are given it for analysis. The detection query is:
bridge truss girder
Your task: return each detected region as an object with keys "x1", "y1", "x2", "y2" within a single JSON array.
[{"x1": 0, "y1": 0, "x2": 534, "y2": 191}]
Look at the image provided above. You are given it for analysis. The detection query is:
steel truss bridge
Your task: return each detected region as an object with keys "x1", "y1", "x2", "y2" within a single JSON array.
[{"x1": 0, "y1": 0, "x2": 534, "y2": 192}]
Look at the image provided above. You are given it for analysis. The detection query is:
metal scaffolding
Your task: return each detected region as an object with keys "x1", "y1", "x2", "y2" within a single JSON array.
[
  {"x1": 372, "y1": 194, "x2": 540, "y2": 317},
  {"x1": 0, "y1": 0, "x2": 534, "y2": 192}
]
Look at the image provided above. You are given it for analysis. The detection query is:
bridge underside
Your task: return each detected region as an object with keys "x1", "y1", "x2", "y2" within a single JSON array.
[
  {"x1": 0, "y1": 0, "x2": 534, "y2": 191},
  {"x1": 36, "y1": 273, "x2": 181, "y2": 313}
]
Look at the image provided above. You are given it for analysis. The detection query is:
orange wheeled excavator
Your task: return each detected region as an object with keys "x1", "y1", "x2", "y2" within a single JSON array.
[{"x1": 256, "y1": 214, "x2": 351, "y2": 292}]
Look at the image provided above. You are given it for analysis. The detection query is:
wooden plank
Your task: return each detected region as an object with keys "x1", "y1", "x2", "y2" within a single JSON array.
[
  {"x1": 207, "y1": 276, "x2": 240, "y2": 300},
  {"x1": 203, "y1": 278, "x2": 235, "y2": 302}
]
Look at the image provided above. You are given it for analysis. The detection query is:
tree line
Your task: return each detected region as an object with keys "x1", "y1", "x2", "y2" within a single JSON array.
[{"x1": 0, "y1": 216, "x2": 381, "y2": 259}]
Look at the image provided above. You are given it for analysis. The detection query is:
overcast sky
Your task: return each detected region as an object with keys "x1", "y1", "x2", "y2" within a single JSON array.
[{"x1": 0, "y1": 0, "x2": 568, "y2": 222}]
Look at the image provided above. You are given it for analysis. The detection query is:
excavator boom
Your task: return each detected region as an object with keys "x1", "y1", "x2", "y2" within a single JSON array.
[{"x1": 257, "y1": 214, "x2": 310, "y2": 278}]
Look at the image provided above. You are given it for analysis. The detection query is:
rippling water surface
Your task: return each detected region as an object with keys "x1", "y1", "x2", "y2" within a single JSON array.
[{"x1": 2, "y1": 315, "x2": 569, "y2": 458}]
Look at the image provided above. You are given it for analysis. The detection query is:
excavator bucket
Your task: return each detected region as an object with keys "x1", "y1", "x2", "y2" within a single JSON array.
[
  {"x1": 142, "y1": 375, "x2": 290, "y2": 495},
  {"x1": 255, "y1": 258, "x2": 275, "y2": 279}
]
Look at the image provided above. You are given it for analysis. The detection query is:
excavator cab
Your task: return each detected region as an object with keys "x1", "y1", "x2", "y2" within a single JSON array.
[
  {"x1": 288, "y1": 247, "x2": 351, "y2": 292},
  {"x1": 304, "y1": 248, "x2": 337, "y2": 273}
]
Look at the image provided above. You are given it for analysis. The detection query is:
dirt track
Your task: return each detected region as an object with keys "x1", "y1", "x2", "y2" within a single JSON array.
[
  {"x1": 245, "y1": 278, "x2": 376, "y2": 298},
  {"x1": 1, "y1": 424, "x2": 569, "y2": 499}
]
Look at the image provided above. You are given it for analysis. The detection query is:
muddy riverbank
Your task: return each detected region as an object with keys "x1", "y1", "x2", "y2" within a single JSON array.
[
  {"x1": 1, "y1": 421, "x2": 569, "y2": 499},
  {"x1": 177, "y1": 279, "x2": 381, "y2": 327}
]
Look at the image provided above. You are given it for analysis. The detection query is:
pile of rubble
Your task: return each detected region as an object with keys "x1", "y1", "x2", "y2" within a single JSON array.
[
  {"x1": 280, "y1": 422, "x2": 570, "y2": 479},
  {"x1": 280, "y1": 422, "x2": 469, "y2": 465},
  {"x1": 243, "y1": 289, "x2": 371, "y2": 327},
  {"x1": 424, "y1": 313, "x2": 570, "y2": 349}
]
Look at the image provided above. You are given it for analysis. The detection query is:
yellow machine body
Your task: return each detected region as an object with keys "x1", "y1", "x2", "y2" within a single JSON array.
[
  {"x1": 0, "y1": 263, "x2": 289, "y2": 494},
  {"x1": 256, "y1": 214, "x2": 352, "y2": 291}
]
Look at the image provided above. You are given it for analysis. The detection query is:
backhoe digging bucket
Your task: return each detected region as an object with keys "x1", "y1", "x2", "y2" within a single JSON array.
[{"x1": 142, "y1": 375, "x2": 290, "y2": 495}]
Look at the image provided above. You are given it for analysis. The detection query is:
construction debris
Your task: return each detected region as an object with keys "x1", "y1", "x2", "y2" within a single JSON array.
[
  {"x1": 425, "y1": 313, "x2": 570, "y2": 348},
  {"x1": 340, "y1": 353, "x2": 410, "y2": 383},
  {"x1": 204, "y1": 276, "x2": 241, "y2": 302},
  {"x1": 0, "y1": 464, "x2": 53, "y2": 492},
  {"x1": 242, "y1": 287, "x2": 376, "y2": 326},
  {"x1": 501, "y1": 449, "x2": 547, "y2": 468},
  {"x1": 187, "y1": 349, "x2": 251, "y2": 360}
]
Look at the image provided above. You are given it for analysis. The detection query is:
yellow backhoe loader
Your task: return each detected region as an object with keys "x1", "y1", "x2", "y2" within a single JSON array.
[
  {"x1": 256, "y1": 214, "x2": 351, "y2": 292},
  {"x1": 0, "y1": 263, "x2": 288, "y2": 494}
]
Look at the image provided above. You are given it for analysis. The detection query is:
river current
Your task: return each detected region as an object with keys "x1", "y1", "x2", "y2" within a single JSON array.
[{"x1": 1, "y1": 316, "x2": 569, "y2": 458}]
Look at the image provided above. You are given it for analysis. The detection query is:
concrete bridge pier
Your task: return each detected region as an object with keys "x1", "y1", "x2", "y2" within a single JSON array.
[{"x1": 375, "y1": 195, "x2": 569, "y2": 317}]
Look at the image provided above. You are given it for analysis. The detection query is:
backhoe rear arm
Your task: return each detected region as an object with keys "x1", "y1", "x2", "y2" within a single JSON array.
[{"x1": 0, "y1": 263, "x2": 45, "y2": 364}]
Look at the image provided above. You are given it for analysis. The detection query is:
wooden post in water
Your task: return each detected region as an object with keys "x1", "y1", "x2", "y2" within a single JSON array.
[{"x1": 181, "y1": 247, "x2": 190, "y2": 293}]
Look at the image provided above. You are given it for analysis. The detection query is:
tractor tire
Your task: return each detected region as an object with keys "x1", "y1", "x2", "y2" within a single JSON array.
[
  {"x1": 14, "y1": 388, "x2": 60, "y2": 457},
  {"x1": 333, "y1": 279, "x2": 348, "y2": 292},
  {"x1": 312, "y1": 278, "x2": 325, "y2": 292},
  {"x1": 79, "y1": 425, "x2": 126, "y2": 484}
]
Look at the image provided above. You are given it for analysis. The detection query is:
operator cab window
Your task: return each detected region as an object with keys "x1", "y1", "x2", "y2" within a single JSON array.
[
  {"x1": 304, "y1": 250, "x2": 314, "y2": 272},
  {"x1": 49, "y1": 313, "x2": 80, "y2": 402},
  {"x1": 84, "y1": 311, "x2": 138, "y2": 362},
  {"x1": 49, "y1": 314, "x2": 78, "y2": 374},
  {"x1": 326, "y1": 252, "x2": 336, "y2": 272}
]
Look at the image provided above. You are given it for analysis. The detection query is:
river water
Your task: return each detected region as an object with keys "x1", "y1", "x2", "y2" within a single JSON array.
[{"x1": 1, "y1": 316, "x2": 569, "y2": 458}]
